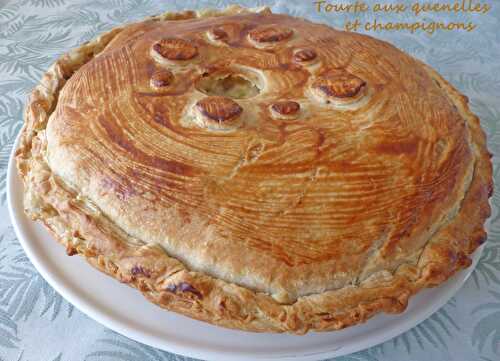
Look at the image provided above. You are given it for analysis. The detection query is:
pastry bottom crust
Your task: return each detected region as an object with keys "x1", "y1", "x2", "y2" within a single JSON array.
[{"x1": 16, "y1": 6, "x2": 492, "y2": 334}]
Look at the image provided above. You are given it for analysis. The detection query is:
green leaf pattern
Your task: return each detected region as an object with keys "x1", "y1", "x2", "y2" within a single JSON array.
[{"x1": 0, "y1": 0, "x2": 499, "y2": 360}]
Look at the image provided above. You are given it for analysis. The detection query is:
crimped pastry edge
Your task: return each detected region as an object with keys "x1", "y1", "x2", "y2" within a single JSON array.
[{"x1": 15, "y1": 5, "x2": 493, "y2": 333}]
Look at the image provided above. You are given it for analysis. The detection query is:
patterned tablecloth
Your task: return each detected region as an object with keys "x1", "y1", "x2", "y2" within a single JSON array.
[{"x1": 0, "y1": 0, "x2": 499, "y2": 360}]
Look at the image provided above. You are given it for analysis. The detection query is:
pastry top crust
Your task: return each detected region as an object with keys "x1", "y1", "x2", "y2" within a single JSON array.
[{"x1": 17, "y1": 5, "x2": 492, "y2": 333}]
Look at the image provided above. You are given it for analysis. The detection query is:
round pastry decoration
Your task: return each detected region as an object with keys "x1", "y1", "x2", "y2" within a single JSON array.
[
  {"x1": 152, "y1": 38, "x2": 198, "y2": 61},
  {"x1": 293, "y1": 48, "x2": 318, "y2": 63},
  {"x1": 16, "y1": 5, "x2": 493, "y2": 334},
  {"x1": 248, "y1": 25, "x2": 293, "y2": 43},
  {"x1": 196, "y1": 96, "x2": 243, "y2": 121},
  {"x1": 150, "y1": 69, "x2": 174, "y2": 88},
  {"x1": 194, "y1": 95, "x2": 243, "y2": 130},
  {"x1": 270, "y1": 100, "x2": 300, "y2": 119},
  {"x1": 311, "y1": 69, "x2": 367, "y2": 104}
]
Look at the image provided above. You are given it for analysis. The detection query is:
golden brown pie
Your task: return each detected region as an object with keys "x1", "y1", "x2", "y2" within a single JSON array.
[{"x1": 16, "y1": 6, "x2": 493, "y2": 333}]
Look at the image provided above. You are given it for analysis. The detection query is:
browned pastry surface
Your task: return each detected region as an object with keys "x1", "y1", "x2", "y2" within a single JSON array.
[{"x1": 16, "y1": 6, "x2": 493, "y2": 333}]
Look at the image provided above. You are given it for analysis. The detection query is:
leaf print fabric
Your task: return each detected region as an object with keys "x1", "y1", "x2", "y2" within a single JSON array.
[{"x1": 0, "y1": 0, "x2": 499, "y2": 360}]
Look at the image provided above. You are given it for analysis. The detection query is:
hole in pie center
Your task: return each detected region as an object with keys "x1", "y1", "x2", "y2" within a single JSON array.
[{"x1": 196, "y1": 73, "x2": 261, "y2": 99}]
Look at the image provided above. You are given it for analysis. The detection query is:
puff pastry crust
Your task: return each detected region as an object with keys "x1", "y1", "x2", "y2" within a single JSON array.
[{"x1": 16, "y1": 6, "x2": 493, "y2": 333}]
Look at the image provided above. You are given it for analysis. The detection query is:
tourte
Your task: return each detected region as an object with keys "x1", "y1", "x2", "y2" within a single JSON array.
[{"x1": 16, "y1": 6, "x2": 493, "y2": 333}]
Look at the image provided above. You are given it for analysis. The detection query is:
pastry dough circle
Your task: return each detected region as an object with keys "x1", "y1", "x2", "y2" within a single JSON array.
[{"x1": 16, "y1": 5, "x2": 492, "y2": 333}]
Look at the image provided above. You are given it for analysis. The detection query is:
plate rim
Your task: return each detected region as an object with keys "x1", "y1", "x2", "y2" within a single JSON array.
[{"x1": 6, "y1": 131, "x2": 484, "y2": 361}]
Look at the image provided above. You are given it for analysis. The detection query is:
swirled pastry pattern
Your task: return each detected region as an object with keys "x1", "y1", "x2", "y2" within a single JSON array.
[{"x1": 16, "y1": 6, "x2": 492, "y2": 333}]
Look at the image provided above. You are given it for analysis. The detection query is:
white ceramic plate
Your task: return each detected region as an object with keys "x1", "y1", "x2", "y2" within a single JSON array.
[{"x1": 7, "y1": 135, "x2": 483, "y2": 361}]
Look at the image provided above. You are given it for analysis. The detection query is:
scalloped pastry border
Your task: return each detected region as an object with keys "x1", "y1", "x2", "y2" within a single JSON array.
[{"x1": 15, "y1": 5, "x2": 493, "y2": 333}]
